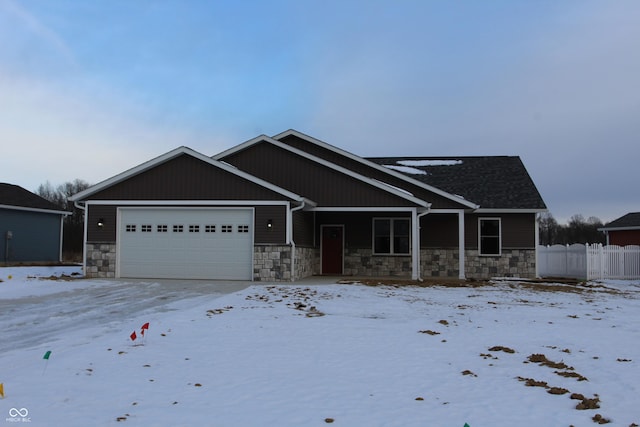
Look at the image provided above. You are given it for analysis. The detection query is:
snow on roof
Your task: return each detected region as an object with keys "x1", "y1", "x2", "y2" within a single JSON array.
[
  {"x1": 398, "y1": 159, "x2": 463, "y2": 167},
  {"x1": 382, "y1": 164, "x2": 427, "y2": 175}
]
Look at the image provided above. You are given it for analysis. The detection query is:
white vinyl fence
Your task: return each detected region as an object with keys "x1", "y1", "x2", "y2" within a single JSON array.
[{"x1": 537, "y1": 244, "x2": 640, "y2": 280}]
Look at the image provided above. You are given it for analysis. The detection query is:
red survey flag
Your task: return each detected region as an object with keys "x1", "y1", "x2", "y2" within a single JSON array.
[
  {"x1": 141, "y1": 322, "x2": 150, "y2": 330},
  {"x1": 130, "y1": 331, "x2": 137, "y2": 341}
]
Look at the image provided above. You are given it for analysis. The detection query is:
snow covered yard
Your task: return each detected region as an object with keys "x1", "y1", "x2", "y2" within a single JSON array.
[{"x1": 1, "y1": 267, "x2": 639, "y2": 427}]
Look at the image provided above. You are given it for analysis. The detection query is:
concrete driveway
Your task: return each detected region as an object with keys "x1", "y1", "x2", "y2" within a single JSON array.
[{"x1": 0, "y1": 277, "x2": 252, "y2": 354}]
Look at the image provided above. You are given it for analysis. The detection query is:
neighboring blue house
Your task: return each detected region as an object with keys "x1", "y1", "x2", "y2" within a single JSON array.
[{"x1": 0, "y1": 183, "x2": 69, "y2": 263}]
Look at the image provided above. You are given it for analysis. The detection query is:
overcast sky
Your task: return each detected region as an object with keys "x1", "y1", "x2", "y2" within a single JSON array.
[{"x1": 1, "y1": 0, "x2": 638, "y2": 224}]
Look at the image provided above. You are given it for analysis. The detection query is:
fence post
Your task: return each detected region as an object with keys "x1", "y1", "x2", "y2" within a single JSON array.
[
  {"x1": 599, "y1": 243, "x2": 604, "y2": 280},
  {"x1": 586, "y1": 243, "x2": 590, "y2": 280}
]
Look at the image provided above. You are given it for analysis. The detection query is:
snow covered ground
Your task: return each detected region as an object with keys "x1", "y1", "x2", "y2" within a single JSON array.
[{"x1": 1, "y1": 267, "x2": 639, "y2": 427}]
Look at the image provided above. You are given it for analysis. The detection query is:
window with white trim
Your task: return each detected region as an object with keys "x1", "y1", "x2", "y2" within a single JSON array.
[
  {"x1": 373, "y1": 218, "x2": 410, "y2": 255},
  {"x1": 479, "y1": 218, "x2": 501, "y2": 255}
]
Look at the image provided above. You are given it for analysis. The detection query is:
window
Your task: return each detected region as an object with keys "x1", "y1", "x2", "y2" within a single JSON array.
[
  {"x1": 189, "y1": 225, "x2": 200, "y2": 233},
  {"x1": 157, "y1": 225, "x2": 168, "y2": 233},
  {"x1": 237, "y1": 225, "x2": 249, "y2": 233},
  {"x1": 373, "y1": 218, "x2": 410, "y2": 255},
  {"x1": 479, "y1": 218, "x2": 501, "y2": 255},
  {"x1": 173, "y1": 225, "x2": 184, "y2": 233},
  {"x1": 221, "y1": 225, "x2": 233, "y2": 233},
  {"x1": 205, "y1": 225, "x2": 216, "y2": 233},
  {"x1": 125, "y1": 224, "x2": 136, "y2": 232},
  {"x1": 141, "y1": 225, "x2": 152, "y2": 233}
]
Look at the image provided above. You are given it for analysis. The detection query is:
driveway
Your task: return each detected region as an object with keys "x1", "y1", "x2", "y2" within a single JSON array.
[{"x1": 0, "y1": 277, "x2": 251, "y2": 354}]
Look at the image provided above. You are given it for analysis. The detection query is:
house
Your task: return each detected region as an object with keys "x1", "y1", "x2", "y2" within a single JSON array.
[
  {"x1": 68, "y1": 130, "x2": 547, "y2": 281},
  {"x1": 0, "y1": 183, "x2": 69, "y2": 264},
  {"x1": 598, "y1": 212, "x2": 640, "y2": 246}
]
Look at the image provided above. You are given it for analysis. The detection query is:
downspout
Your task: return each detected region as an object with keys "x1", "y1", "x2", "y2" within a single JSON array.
[
  {"x1": 289, "y1": 200, "x2": 306, "y2": 282},
  {"x1": 58, "y1": 214, "x2": 65, "y2": 263},
  {"x1": 74, "y1": 201, "x2": 87, "y2": 276},
  {"x1": 413, "y1": 207, "x2": 430, "y2": 280}
]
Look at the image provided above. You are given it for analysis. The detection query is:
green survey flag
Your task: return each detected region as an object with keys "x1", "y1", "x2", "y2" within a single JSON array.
[{"x1": 43, "y1": 351, "x2": 52, "y2": 360}]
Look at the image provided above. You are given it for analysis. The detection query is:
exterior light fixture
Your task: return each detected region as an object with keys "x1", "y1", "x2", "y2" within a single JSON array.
[
  {"x1": 97, "y1": 218, "x2": 105, "y2": 228},
  {"x1": 267, "y1": 219, "x2": 273, "y2": 229}
]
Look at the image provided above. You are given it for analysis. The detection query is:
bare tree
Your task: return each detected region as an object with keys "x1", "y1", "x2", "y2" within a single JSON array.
[
  {"x1": 37, "y1": 179, "x2": 91, "y2": 260},
  {"x1": 538, "y1": 213, "x2": 605, "y2": 245}
]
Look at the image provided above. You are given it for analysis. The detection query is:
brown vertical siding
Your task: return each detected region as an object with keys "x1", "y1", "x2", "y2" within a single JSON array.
[
  {"x1": 223, "y1": 142, "x2": 419, "y2": 207},
  {"x1": 420, "y1": 214, "x2": 459, "y2": 247},
  {"x1": 254, "y1": 205, "x2": 286, "y2": 244},
  {"x1": 87, "y1": 205, "x2": 117, "y2": 241},
  {"x1": 465, "y1": 213, "x2": 536, "y2": 250},
  {"x1": 277, "y1": 134, "x2": 467, "y2": 209},
  {"x1": 90, "y1": 154, "x2": 291, "y2": 201},
  {"x1": 293, "y1": 210, "x2": 314, "y2": 246},
  {"x1": 502, "y1": 214, "x2": 536, "y2": 247}
]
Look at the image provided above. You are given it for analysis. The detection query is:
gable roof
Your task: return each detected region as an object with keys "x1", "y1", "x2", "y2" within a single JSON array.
[
  {"x1": 272, "y1": 129, "x2": 477, "y2": 209},
  {"x1": 69, "y1": 146, "x2": 314, "y2": 206},
  {"x1": 366, "y1": 156, "x2": 547, "y2": 210},
  {"x1": 214, "y1": 134, "x2": 430, "y2": 208},
  {"x1": 599, "y1": 212, "x2": 640, "y2": 231},
  {"x1": 0, "y1": 183, "x2": 69, "y2": 215}
]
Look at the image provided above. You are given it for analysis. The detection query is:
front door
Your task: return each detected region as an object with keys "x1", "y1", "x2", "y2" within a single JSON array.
[{"x1": 321, "y1": 225, "x2": 344, "y2": 275}]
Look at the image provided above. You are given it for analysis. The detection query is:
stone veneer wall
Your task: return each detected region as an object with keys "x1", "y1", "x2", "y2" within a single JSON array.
[
  {"x1": 253, "y1": 244, "x2": 292, "y2": 281},
  {"x1": 465, "y1": 249, "x2": 536, "y2": 279},
  {"x1": 421, "y1": 249, "x2": 460, "y2": 278},
  {"x1": 294, "y1": 246, "x2": 317, "y2": 280},
  {"x1": 343, "y1": 248, "x2": 411, "y2": 277},
  {"x1": 85, "y1": 242, "x2": 116, "y2": 278}
]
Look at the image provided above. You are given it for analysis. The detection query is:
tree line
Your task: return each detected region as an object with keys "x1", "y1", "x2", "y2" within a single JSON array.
[
  {"x1": 37, "y1": 179, "x2": 90, "y2": 261},
  {"x1": 537, "y1": 213, "x2": 606, "y2": 246}
]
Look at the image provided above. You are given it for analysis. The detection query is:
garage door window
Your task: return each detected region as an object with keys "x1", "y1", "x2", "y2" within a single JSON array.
[
  {"x1": 141, "y1": 225, "x2": 152, "y2": 232},
  {"x1": 221, "y1": 225, "x2": 233, "y2": 233},
  {"x1": 238, "y1": 225, "x2": 249, "y2": 233},
  {"x1": 205, "y1": 225, "x2": 216, "y2": 233},
  {"x1": 126, "y1": 224, "x2": 136, "y2": 232},
  {"x1": 189, "y1": 225, "x2": 200, "y2": 233},
  {"x1": 173, "y1": 225, "x2": 184, "y2": 233},
  {"x1": 157, "y1": 225, "x2": 168, "y2": 233}
]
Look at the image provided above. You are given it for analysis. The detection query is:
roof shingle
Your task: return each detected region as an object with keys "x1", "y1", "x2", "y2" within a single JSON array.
[
  {"x1": 0, "y1": 183, "x2": 64, "y2": 212},
  {"x1": 366, "y1": 156, "x2": 547, "y2": 210},
  {"x1": 601, "y1": 212, "x2": 640, "y2": 229}
]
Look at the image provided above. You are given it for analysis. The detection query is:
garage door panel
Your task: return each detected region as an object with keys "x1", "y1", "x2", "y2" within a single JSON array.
[{"x1": 118, "y1": 208, "x2": 253, "y2": 280}]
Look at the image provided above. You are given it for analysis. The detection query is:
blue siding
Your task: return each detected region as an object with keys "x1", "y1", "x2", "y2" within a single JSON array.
[{"x1": 0, "y1": 209, "x2": 62, "y2": 262}]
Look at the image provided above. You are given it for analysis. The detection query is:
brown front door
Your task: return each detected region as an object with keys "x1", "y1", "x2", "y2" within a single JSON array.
[{"x1": 321, "y1": 225, "x2": 343, "y2": 275}]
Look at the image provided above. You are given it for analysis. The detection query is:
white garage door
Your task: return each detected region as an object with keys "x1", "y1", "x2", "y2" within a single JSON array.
[{"x1": 118, "y1": 208, "x2": 253, "y2": 280}]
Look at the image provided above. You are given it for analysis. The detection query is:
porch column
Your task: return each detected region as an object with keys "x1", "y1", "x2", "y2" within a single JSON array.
[
  {"x1": 458, "y1": 210, "x2": 466, "y2": 279},
  {"x1": 412, "y1": 208, "x2": 419, "y2": 280}
]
